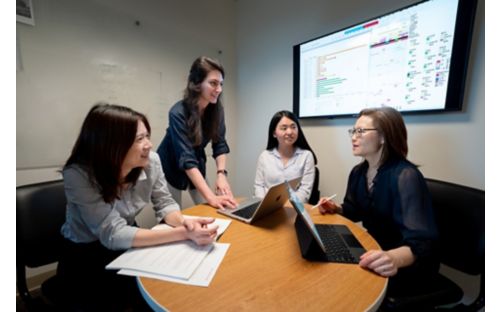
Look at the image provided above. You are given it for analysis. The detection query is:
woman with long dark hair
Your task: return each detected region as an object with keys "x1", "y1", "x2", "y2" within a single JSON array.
[
  {"x1": 254, "y1": 110, "x2": 317, "y2": 203},
  {"x1": 157, "y1": 56, "x2": 237, "y2": 210},
  {"x1": 58, "y1": 103, "x2": 218, "y2": 310}
]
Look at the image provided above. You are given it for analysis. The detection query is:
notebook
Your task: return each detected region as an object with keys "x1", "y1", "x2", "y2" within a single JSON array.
[
  {"x1": 286, "y1": 182, "x2": 366, "y2": 264},
  {"x1": 217, "y1": 177, "x2": 302, "y2": 224}
]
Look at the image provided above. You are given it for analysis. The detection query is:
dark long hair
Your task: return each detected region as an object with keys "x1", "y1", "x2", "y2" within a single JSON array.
[
  {"x1": 183, "y1": 56, "x2": 225, "y2": 146},
  {"x1": 266, "y1": 110, "x2": 317, "y2": 164},
  {"x1": 64, "y1": 103, "x2": 151, "y2": 203},
  {"x1": 358, "y1": 106, "x2": 408, "y2": 166}
]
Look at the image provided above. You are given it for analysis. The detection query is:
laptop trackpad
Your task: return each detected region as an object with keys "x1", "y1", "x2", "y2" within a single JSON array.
[{"x1": 342, "y1": 234, "x2": 363, "y2": 248}]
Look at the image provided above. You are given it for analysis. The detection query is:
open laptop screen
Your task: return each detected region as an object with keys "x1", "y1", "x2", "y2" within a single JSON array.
[{"x1": 286, "y1": 181, "x2": 327, "y2": 252}]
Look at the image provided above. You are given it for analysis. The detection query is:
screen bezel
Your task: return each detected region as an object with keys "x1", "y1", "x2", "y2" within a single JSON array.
[
  {"x1": 292, "y1": 0, "x2": 478, "y2": 119},
  {"x1": 287, "y1": 191, "x2": 327, "y2": 252}
]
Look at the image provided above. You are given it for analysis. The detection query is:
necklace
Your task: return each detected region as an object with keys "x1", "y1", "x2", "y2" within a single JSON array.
[{"x1": 366, "y1": 167, "x2": 378, "y2": 189}]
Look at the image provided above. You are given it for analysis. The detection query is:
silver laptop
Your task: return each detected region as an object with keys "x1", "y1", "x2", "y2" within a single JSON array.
[{"x1": 217, "y1": 177, "x2": 302, "y2": 224}]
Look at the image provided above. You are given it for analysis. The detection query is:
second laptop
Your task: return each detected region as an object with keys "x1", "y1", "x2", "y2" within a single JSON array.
[{"x1": 217, "y1": 177, "x2": 302, "y2": 224}]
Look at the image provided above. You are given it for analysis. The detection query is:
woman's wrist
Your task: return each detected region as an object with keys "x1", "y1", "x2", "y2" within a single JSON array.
[
  {"x1": 207, "y1": 193, "x2": 218, "y2": 204},
  {"x1": 180, "y1": 226, "x2": 190, "y2": 241},
  {"x1": 216, "y1": 169, "x2": 228, "y2": 176},
  {"x1": 216, "y1": 173, "x2": 227, "y2": 181},
  {"x1": 166, "y1": 211, "x2": 186, "y2": 227},
  {"x1": 165, "y1": 225, "x2": 189, "y2": 241}
]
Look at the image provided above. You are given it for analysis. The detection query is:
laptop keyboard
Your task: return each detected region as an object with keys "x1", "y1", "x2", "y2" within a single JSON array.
[
  {"x1": 233, "y1": 202, "x2": 260, "y2": 219},
  {"x1": 316, "y1": 224, "x2": 357, "y2": 264}
]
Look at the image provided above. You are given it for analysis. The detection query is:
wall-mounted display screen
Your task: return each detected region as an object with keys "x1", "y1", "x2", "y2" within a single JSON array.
[{"x1": 293, "y1": 0, "x2": 477, "y2": 119}]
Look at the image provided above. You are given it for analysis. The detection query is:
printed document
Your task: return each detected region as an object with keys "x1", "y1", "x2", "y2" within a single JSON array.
[
  {"x1": 119, "y1": 242, "x2": 230, "y2": 287},
  {"x1": 106, "y1": 216, "x2": 231, "y2": 282},
  {"x1": 106, "y1": 240, "x2": 213, "y2": 280}
]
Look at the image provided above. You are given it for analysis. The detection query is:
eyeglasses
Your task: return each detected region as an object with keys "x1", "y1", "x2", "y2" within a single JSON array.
[
  {"x1": 348, "y1": 128, "x2": 378, "y2": 138},
  {"x1": 208, "y1": 80, "x2": 223, "y2": 88}
]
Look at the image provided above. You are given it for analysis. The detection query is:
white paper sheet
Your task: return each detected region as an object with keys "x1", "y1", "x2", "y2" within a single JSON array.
[
  {"x1": 119, "y1": 243, "x2": 230, "y2": 287},
  {"x1": 106, "y1": 216, "x2": 232, "y2": 281},
  {"x1": 106, "y1": 240, "x2": 213, "y2": 280}
]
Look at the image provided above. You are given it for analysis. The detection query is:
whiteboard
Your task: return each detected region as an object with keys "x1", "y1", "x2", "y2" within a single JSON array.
[{"x1": 16, "y1": 0, "x2": 223, "y2": 169}]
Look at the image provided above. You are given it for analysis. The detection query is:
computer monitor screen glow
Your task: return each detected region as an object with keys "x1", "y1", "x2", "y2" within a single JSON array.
[{"x1": 293, "y1": 0, "x2": 477, "y2": 118}]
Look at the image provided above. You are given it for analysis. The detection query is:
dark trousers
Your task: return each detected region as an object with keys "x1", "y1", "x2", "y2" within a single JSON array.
[{"x1": 57, "y1": 239, "x2": 151, "y2": 311}]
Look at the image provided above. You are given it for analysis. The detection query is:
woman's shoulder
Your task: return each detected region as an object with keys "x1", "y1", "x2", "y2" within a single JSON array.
[
  {"x1": 388, "y1": 158, "x2": 419, "y2": 171},
  {"x1": 146, "y1": 151, "x2": 162, "y2": 171},
  {"x1": 139, "y1": 152, "x2": 163, "y2": 182},
  {"x1": 258, "y1": 149, "x2": 274, "y2": 159},
  {"x1": 295, "y1": 147, "x2": 307, "y2": 153},
  {"x1": 63, "y1": 163, "x2": 85, "y2": 175},
  {"x1": 169, "y1": 100, "x2": 185, "y2": 116},
  {"x1": 168, "y1": 101, "x2": 189, "y2": 127},
  {"x1": 62, "y1": 164, "x2": 92, "y2": 187},
  {"x1": 385, "y1": 158, "x2": 423, "y2": 179},
  {"x1": 351, "y1": 161, "x2": 367, "y2": 173},
  {"x1": 295, "y1": 148, "x2": 313, "y2": 159},
  {"x1": 149, "y1": 151, "x2": 161, "y2": 163}
]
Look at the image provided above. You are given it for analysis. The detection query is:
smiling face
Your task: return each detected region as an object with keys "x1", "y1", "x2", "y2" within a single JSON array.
[
  {"x1": 198, "y1": 69, "x2": 223, "y2": 108},
  {"x1": 121, "y1": 120, "x2": 152, "y2": 178},
  {"x1": 274, "y1": 116, "x2": 298, "y2": 149},
  {"x1": 351, "y1": 115, "x2": 384, "y2": 160}
]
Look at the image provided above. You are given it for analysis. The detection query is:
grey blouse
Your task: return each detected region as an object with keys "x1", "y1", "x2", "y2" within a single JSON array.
[{"x1": 61, "y1": 152, "x2": 180, "y2": 250}]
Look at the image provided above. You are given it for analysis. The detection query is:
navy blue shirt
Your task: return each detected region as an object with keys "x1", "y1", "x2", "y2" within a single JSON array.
[
  {"x1": 157, "y1": 100, "x2": 230, "y2": 190},
  {"x1": 342, "y1": 158, "x2": 439, "y2": 276}
]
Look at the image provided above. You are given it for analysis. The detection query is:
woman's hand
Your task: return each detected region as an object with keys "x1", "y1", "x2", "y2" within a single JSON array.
[
  {"x1": 316, "y1": 197, "x2": 341, "y2": 215},
  {"x1": 215, "y1": 174, "x2": 234, "y2": 198},
  {"x1": 212, "y1": 174, "x2": 237, "y2": 209},
  {"x1": 184, "y1": 217, "x2": 219, "y2": 245},
  {"x1": 182, "y1": 217, "x2": 214, "y2": 231},
  {"x1": 208, "y1": 195, "x2": 238, "y2": 210},
  {"x1": 358, "y1": 250, "x2": 398, "y2": 277},
  {"x1": 185, "y1": 167, "x2": 237, "y2": 209}
]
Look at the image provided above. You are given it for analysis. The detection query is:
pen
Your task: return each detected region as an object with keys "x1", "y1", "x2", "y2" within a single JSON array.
[{"x1": 311, "y1": 194, "x2": 337, "y2": 209}]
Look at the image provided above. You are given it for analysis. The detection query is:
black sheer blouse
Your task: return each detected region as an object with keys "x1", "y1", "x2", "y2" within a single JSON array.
[{"x1": 342, "y1": 158, "x2": 439, "y2": 276}]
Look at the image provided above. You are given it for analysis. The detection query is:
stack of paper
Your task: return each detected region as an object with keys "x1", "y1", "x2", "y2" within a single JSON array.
[
  {"x1": 106, "y1": 217, "x2": 231, "y2": 287},
  {"x1": 119, "y1": 243, "x2": 230, "y2": 287}
]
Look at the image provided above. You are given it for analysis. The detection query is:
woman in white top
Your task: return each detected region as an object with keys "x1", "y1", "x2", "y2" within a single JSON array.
[{"x1": 254, "y1": 110, "x2": 317, "y2": 203}]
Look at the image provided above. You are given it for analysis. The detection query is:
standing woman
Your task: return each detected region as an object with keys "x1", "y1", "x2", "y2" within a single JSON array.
[
  {"x1": 317, "y1": 107, "x2": 439, "y2": 301},
  {"x1": 157, "y1": 56, "x2": 237, "y2": 210},
  {"x1": 58, "y1": 103, "x2": 218, "y2": 310},
  {"x1": 254, "y1": 110, "x2": 317, "y2": 203}
]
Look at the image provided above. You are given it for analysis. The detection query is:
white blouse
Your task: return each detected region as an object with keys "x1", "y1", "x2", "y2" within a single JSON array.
[{"x1": 254, "y1": 147, "x2": 315, "y2": 203}]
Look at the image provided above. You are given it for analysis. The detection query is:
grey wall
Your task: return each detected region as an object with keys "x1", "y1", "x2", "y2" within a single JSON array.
[
  {"x1": 233, "y1": 0, "x2": 484, "y2": 200},
  {"x1": 17, "y1": 0, "x2": 237, "y2": 171}
]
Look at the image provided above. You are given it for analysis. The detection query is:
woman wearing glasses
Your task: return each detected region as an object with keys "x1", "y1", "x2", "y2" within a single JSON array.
[{"x1": 317, "y1": 106, "x2": 438, "y2": 300}]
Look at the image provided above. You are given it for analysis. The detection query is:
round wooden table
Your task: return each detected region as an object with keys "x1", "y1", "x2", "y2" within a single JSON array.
[{"x1": 138, "y1": 202, "x2": 387, "y2": 311}]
